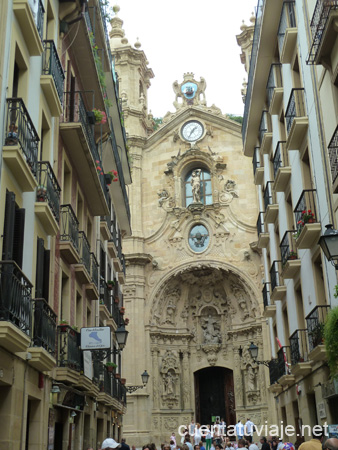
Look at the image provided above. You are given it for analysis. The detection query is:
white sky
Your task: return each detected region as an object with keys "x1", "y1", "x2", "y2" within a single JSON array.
[{"x1": 109, "y1": 1, "x2": 257, "y2": 118}]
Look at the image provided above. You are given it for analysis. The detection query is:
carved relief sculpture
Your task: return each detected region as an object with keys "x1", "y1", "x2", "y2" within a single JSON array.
[{"x1": 191, "y1": 169, "x2": 202, "y2": 203}]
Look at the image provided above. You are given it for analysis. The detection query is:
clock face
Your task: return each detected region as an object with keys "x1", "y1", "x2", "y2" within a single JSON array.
[{"x1": 181, "y1": 120, "x2": 204, "y2": 142}]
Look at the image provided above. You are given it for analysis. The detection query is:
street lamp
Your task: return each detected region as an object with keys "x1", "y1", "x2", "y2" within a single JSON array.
[
  {"x1": 125, "y1": 370, "x2": 150, "y2": 393},
  {"x1": 318, "y1": 224, "x2": 338, "y2": 269},
  {"x1": 248, "y1": 342, "x2": 270, "y2": 367},
  {"x1": 115, "y1": 324, "x2": 129, "y2": 350}
]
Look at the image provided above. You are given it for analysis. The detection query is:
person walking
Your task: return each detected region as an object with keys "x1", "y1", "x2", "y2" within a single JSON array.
[
  {"x1": 236, "y1": 421, "x2": 244, "y2": 441},
  {"x1": 206, "y1": 427, "x2": 212, "y2": 450}
]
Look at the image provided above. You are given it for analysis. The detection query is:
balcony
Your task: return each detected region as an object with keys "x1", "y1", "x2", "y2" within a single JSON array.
[
  {"x1": 307, "y1": 0, "x2": 338, "y2": 65},
  {"x1": 270, "y1": 346, "x2": 294, "y2": 387},
  {"x1": 278, "y1": 0, "x2": 298, "y2": 63},
  {"x1": 118, "y1": 255, "x2": 126, "y2": 284},
  {"x1": 60, "y1": 91, "x2": 109, "y2": 216},
  {"x1": 3, "y1": 98, "x2": 39, "y2": 191},
  {"x1": 74, "y1": 231, "x2": 91, "y2": 285},
  {"x1": 100, "y1": 280, "x2": 113, "y2": 319},
  {"x1": 56, "y1": 325, "x2": 82, "y2": 384},
  {"x1": 108, "y1": 216, "x2": 118, "y2": 258},
  {"x1": 264, "y1": 181, "x2": 278, "y2": 224},
  {"x1": 30, "y1": 298, "x2": 57, "y2": 371},
  {"x1": 262, "y1": 282, "x2": 276, "y2": 318},
  {"x1": 280, "y1": 230, "x2": 301, "y2": 278},
  {"x1": 270, "y1": 260, "x2": 286, "y2": 302},
  {"x1": 267, "y1": 63, "x2": 284, "y2": 115},
  {"x1": 293, "y1": 190, "x2": 321, "y2": 249},
  {"x1": 306, "y1": 305, "x2": 329, "y2": 361},
  {"x1": 290, "y1": 329, "x2": 312, "y2": 376},
  {"x1": 259, "y1": 110, "x2": 273, "y2": 154},
  {"x1": 285, "y1": 88, "x2": 308, "y2": 151},
  {"x1": 328, "y1": 125, "x2": 338, "y2": 193},
  {"x1": 13, "y1": 0, "x2": 44, "y2": 56},
  {"x1": 273, "y1": 141, "x2": 291, "y2": 192},
  {"x1": 0, "y1": 261, "x2": 32, "y2": 353},
  {"x1": 41, "y1": 40, "x2": 65, "y2": 117},
  {"x1": 59, "y1": 205, "x2": 80, "y2": 264},
  {"x1": 257, "y1": 211, "x2": 269, "y2": 248},
  {"x1": 253, "y1": 147, "x2": 264, "y2": 185},
  {"x1": 35, "y1": 162, "x2": 61, "y2": 235},
  {"x1": 86, "y1": 253, "x2": 99, "y2": 300}
]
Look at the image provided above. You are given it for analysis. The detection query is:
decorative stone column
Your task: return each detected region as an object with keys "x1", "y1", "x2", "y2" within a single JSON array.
[
  {"x1": 152, "y1": 348, "x2": 160, "y2": 410},
  {"x1": 233, "y1": 347, "x2": 244, "y2": 408},
  {"x1": 181, "y1": 350, "x2": 191, "y2": 410}
]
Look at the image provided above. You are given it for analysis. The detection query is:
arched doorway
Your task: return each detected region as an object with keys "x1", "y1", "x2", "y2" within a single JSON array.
[{"x1": 194, "y1": 367, "x2": 236, "y2": 428}]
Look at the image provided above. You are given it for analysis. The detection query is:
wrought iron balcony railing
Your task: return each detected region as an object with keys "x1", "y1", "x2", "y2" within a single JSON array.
[
  {"x1": 117, "y1": 229, "x2": 123, "y2": 260},
  {"x1": 267, "y1": 63, "x2": 283, "y2": 108},
  {"x1": 122, "y1": 254, "x2": 126, "y2": 275},
  {"x1": 42, "y1": 40, "x2": 65, "y2": 103},
  {"x1": 36, "y1": 161, "x2": 61, "y2": 222},
  {"x1": 57, "y1": 325, "x2": 82, "y2": 371},
  {"x1": 90, "y1": 253, "x2": 99, "y2": 288},
  {"x1": 78, "y1": 231, "x2": 91, "y2": 275},
  {"x1": 62, "y1": 91, "x2": 100, "y2": 164},
  {"x1": 273, "y1": 141, "x2": 288, "y2": 178},
  {"x1": 32, "y1": 298, "x2": 57, "y2": 355},
  {"x1": 252, "y1": 147, "x2": 261, "y2": 176},
  {"x1": 259, "y1": 110, "x2": 271, "y2": 145},
  {"x1": 280, "y1": 230, "x2": 298, "y2": 266},
  {"x1": 278, "y1": 0, "x2": 297, "y2": 55},
  {"x1": 4, "y1": 98, "x2": 39, "y2": 176},
  {"x1": 306, "y1": 305, "x2": 330, "y2": 352},
  {"x1": 270, "y1": 260, "x2": 284, "y2": 292},
  {"x1": 111, "y1": 128, "x2": 130, "y2": 222},
  {"x1": 257, "y1": 211, "x2": 266, "y2": 237},
  {"x1": 328, "y1": 125, "x2": 338, "y2": 184},
  {"x1": 263, "y1": 181, "x2": 274, "y2": 211},
  {"x1": 29, "y1": 0, "x2": 45, "y2": 41},
  {"x1": 262, "y1": 282, "x2": 271, "y2": 309},
  {"x1": 242, "y1": 0, "x2": 265, "y2": 141},
  {"x1": 269, "y1": 346, "x2": 292, "y2": 384},
  {"x1": 60, "y1": 204, "x2": 79, "y2": 252},
  {"x1": 285, "y1": 88, "x2": 306, "y2": 134},
  {"x1": 308, "y1": 0, "x2": 338, "y2": 64},
  {"x1": 293, "y1": 189, "x2": 318, "y2": 233},
  {"x1": 290, "y1": 329, "x2": 309, "y2": 365},
  {"x1": 100, "y1": 280, "x2": 112, "y2": 314},
  {"x1": 0, "y1": 261, "x2": 32, "y2": 335}
]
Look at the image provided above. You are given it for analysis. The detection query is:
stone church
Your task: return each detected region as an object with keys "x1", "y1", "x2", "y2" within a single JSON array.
[{"x1": 109, "y1": 8, "x2": 274, "y2": 446}]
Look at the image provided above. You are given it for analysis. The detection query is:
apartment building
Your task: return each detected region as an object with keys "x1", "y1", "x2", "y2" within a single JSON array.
[
  {"x1": 239, "y1": 0, "x2": 338, "y2": 437},
  {"x1": 0, "y1": 0, "x2": 131, "y2": 448}
]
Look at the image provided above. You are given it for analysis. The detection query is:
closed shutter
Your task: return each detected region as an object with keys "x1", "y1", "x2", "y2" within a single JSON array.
[
  {"x1": 2, "y1": 190, "x2": 16, "y2": 260},
  {"x1": 35, "y1": 238, "x2": 45, "y2": 298},
  {"x1": 43, "y1": 249, "x2": 50, "y2": 301},
  {"x1": 12, "y1": 208, "x2": 25, "y2": 268}
]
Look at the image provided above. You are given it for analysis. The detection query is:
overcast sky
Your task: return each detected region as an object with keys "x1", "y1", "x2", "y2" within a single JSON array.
[{"x1": 109, "y1": 1, "x2": 257, "y2": 118}]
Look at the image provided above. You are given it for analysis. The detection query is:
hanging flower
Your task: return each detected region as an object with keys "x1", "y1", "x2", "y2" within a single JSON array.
[{"x1": 92, "y1": 108, "x2": 107, "y2": 124}]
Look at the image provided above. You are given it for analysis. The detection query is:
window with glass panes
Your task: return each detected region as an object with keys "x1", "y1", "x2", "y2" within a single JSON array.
[{"x1": 185, "y1": 168, "x2": 212, "y2": 206}]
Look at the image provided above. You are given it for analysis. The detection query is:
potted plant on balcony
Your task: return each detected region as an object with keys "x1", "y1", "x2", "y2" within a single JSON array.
[
  {"x1": 114, "y1": 373, "x2": 121, "y2": 379},
  {"x1": 120, "y1": 378, "x2": 126, "y2": 385},
  {"x1": 5, "y1": 122, "x2": 18, "y2": 145},
  {"x1": 124, "y1": 318, "x2": 130, "y2": 326},
  {"x1": 309, "y1": 322, "x2": 325, "y2": 348},
  {"x1": 114, "y1": 297, "x2": 119, "y2": 304},
  {"x1": 107, "y1": 280, "x2": 115, "y2": 290},
  {"x1": 288, "y1": 251, "x2": 297, "y2": 260},
  {"x1": 37, "y1": 185, "x2": 47, "y2": 202},
  {"x1": 120, "y1": 307, "x2": 125, "y2": 315},
  {"x1": 105, "y1": 170, "x2": 118, "y2": 186},
  {"x1": 106, "y1": 362, "x2": 117, "y2": 373},
  {"x1": 59, "y1": 320, "x2": 68, "y2": 332},
  {"x1": 92, "y1": 108, "x2": 107, "y2": 125}
]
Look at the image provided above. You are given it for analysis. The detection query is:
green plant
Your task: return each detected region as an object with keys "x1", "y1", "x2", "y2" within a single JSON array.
[
  {"x1": 59, "y1": 320, "x2": 68, "y2": 325},
  {"x1": 106, "y1": 362, "x2": 117, "y2": 368},
  {"x1": 226, "y1": 114, "x2": 243, "y2": 124},
  {"x1": 288, "y1": 251, "x2": 297, "y2": 259},
  {"x1": 92, "y1": 108, "x2": 107, "y2": 124},
  {"x1": 324, "y1": 305, "x2": 338, "y2": 378},
  {"x1": 334, "y1": 284, "x2": 338, "y2": 298},
  {"x1": 309, "y1": 322, "x2": 325, "y2": 347},
  {"x1": 107, "y1": 280, "x2": 115, "y2": 286}
]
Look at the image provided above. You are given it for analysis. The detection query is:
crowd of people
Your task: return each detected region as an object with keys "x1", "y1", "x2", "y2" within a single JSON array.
[{"x1": 89, "y1": 423, "x2": 338, "y2": 450}]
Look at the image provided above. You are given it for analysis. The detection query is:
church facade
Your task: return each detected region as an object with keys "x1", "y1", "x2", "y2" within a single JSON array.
[{"x1": 110, "y1": 10, "x2": 275, "y2": 445}]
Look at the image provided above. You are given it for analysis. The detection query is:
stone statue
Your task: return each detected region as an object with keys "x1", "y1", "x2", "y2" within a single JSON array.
[
  {"x1": 191, "y1": 169, "x2": 202, "y2": 203},
  {"x1": 247, "y1": 365, "x2": 256, "y2": 391},
  {"x1": 164, "y1": 372, "x2": 175, "y2": 395},
  {"x1": 202, "y1": 315, "x2": 221, "y2": 344},
  {"x1": 158, "y1": 189, "x2": 169, "y2": 206}
]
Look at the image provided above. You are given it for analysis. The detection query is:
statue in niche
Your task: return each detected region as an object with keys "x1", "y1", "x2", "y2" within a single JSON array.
[
  {"x1": 247, "y1": 365, "x2": 256, "y2": 391},
  {"x1": 201, "y1": 315, "x2": 221, "y2": 344},
  {"x1": 162, "y1": 287, "x2": 180, "y2": 325},
  {"x1": 191, "y1": 169, "x2": 202, "y2": 203},
  {"x1": 164, "y1": 371, "x2": 176, "y2": 395}
]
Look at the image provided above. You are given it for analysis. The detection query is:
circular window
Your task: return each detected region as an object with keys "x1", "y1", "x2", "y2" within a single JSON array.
[{"x1": 188, "y1": 224, "x2": 210, "y2": 252}]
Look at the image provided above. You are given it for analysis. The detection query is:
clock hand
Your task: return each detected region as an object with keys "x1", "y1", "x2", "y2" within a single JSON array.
[{"x1": 189, "y1": 127, "x2": 197, "y2": 137}]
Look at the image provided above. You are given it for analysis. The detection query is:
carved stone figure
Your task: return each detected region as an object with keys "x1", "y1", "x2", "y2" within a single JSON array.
[
  {"x1": 247, "y1": 365, "x2": 256, "y2": 391},
  {"x1": 201, "y1": 315, "x2": 221, "y2": 344},
  {"x1": 164, "y1": 371, "x2": 175, "y2": 395},
  {"x1": 220, "y1": 179, "x2": 239, "y2": 204},
  {"x1": 191, "y1": 169, "x2": 202, "y2": 203},
  {"x1": 158, "y1": 189, "x2": 169, "y2": 206}
]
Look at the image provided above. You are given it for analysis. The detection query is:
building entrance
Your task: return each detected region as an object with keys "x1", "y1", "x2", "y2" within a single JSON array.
[{"x1": 194, "y1": 367, "x2": 236, "y2": 430}]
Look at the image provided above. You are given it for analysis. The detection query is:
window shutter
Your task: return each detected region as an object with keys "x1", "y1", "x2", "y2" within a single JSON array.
[
  {"x1": 43, "y1": 249, "x2": 50, "y2": 301},
  {"x1": 2, "y1": 191, "x2": 16, "y2": 261},
  {"x1": 12, "y1": 208, "x2": 25, "y2": 268},
  {"x1": 35, "y1": 238, "x2": 45, "y2": 298}
]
